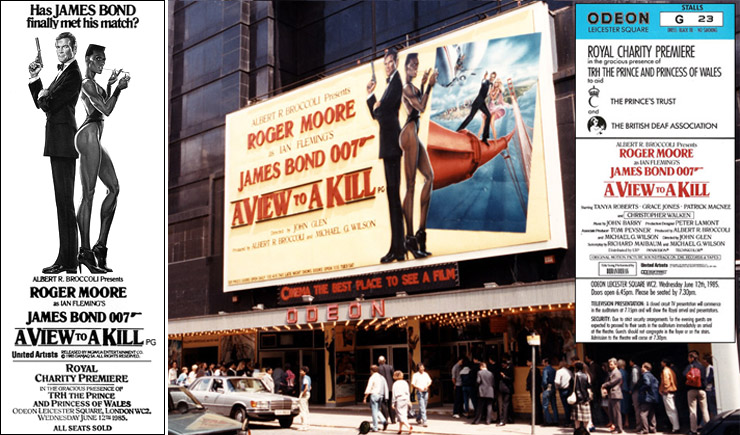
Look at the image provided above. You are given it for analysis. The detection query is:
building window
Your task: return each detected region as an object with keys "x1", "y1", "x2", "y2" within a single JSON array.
[
  {"x1": 173, "y1": 127, "x2": 225, "y2": 179},
  {"x1": 168, "y1": 217, "x2": 208, "y2": 262}
]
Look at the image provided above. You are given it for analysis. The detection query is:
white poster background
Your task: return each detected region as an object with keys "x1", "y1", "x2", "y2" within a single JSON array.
[
  {"x1": 574, "y1": 39, "x2": 734, "y2": 138},
  {"x1": 575, "y1": 137, "x2": 736, "y2": 343},
  {"x1": 574, "y1": 4, "x2": 735, "y2": 343},
  {"x1": 0, "y1": 2, "x2": 165, "y2": 433}
]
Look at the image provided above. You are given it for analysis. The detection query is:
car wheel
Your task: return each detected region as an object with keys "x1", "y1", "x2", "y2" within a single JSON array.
[
  {"x1": 231, "y1": 406, "x2": 247, "y2": 423},
  {"x1": 176, "y1": 401, "x2": 189, "y2": 414},
  {"x1": 278, "y1": 417, "x2": 293, "y2": 428}
]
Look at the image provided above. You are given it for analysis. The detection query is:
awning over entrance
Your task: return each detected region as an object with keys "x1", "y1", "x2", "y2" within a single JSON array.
[{"x1": 168, "y1": 279, "x2": 574, "y2": 335}]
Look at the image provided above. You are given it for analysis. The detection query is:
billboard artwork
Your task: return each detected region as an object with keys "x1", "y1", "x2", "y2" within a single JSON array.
[
  {"x1": 429, "y1": 33, "x2": 541, "y2": 232},
  {"x1": 225, "y1": 3, "x2": 565, "y2": 290}
]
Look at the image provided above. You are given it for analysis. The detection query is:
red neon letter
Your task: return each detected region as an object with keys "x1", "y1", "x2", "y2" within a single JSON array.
[
  {"x1": 306, "y1": 306, "x2": 319, "y2": 323},
  {"x1": 371, "y1": 300, "x2": 385, "y2": 318},
  {"x1": 327, "y1": 304, "x2": 339, "y2": 321},
  {"x1": 286, "y1": 308, "x2": 298, "y2": 324},
  {"x1": 348, "y1": 302, "x2": 362, "y2": 319}
]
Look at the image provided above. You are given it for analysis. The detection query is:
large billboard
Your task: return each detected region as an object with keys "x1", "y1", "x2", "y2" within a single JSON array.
[{"x1": 224, "y1": 2, "x2": 566, "y2": 291}]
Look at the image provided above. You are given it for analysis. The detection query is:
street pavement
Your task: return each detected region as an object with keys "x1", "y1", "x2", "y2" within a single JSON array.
[{"x1": 246, "y1": 405, "x2": 608, "y2": 435}]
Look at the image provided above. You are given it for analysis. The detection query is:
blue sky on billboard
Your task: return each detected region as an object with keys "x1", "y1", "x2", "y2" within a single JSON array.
[{"x1": 428, "y1": 32, "x2": 541, "y2": 232}]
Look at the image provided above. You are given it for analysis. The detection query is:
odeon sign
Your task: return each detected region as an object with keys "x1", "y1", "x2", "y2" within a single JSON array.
[{"x1": 286, "y1": 299, "x2": 385, "y2": 324}]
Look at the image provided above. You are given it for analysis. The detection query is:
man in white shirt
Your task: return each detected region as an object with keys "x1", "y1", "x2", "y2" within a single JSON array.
[
  {"x1": 364, "y1": 365, "x2": 389, "y2": 432},
  {"x1": 554, "y1": 360, "x2": 573, "y2": 426},
  {"x1": 411, "y1": 363, "x2": 432, "y2": 427},
  {"x1": 187, "y1": 364, "x2": 198, "y2": 387},
  {"x1": 261, "y1": 367, "x2": 275, "y2": 393},
  {"x1": 297, "y1": 366, "x2": 312, "y2": 431},
  {"x1": 168, "y1": 362, "x2": 178, "y2": 385}
]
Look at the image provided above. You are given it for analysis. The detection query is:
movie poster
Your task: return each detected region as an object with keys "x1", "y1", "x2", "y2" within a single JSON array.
[
  {"x1": 0, "y1": 2, "x2": 165, "y2": 433},
  {"x1": 224, "y1": 4, "x2": 566, "y2": 291}
]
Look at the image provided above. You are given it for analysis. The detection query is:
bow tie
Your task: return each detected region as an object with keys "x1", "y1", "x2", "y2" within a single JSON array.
[
  {"x1": 386, "y1": 77, "x2": 390, "y2": 84},
  {"x1": 57, "y1": 64, "x2": 64, "y2": 71}
]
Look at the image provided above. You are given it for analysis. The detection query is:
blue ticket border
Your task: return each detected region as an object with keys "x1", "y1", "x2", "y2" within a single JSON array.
[{"x1": 575, "y1": 3, "x2": 735, "y2": 39}]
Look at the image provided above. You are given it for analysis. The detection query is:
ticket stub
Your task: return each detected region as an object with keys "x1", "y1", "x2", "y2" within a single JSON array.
[{"x1": 574, "y1": 3, "x2": 735, "y2": 343}]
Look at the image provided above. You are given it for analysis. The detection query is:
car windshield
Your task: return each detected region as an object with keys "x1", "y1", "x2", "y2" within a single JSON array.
[
  {"x1": 168, "y1": 387, "x2": 205, "y2": 414},
  {"x1": 228, "y1": 378, "x2": 268, "y2": 393}
]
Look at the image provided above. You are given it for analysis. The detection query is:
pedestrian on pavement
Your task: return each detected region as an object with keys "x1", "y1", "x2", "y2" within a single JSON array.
[
  {"x1": 411, "y1": 363, "x2": 432, "y2": 427},
  {"x1": 297, "y1": 366, "x2": 311, "y2": 431},
  {"x1": 188, "y1": 364, "x2": 198, "y2": 386},
  {"x1": 601, "y1": 361, "x2": 613, "y2": 429},
  {"x1": 168, "y1": 361, "x2": 178, "y2": 385},
  {"x1": 618, "y1": 359, "x2": 631, "y2": 429},
  {"x1": 637, "y1": 362, "x2": 659, "y2": 434},
  {"x1": 683, "y1": 350, "x2": 709, "y2": 435},
  {"x1": 391, "y1": 370, "x2": 413, "y2": 434},
  {"x1": 498, "y1": 358, "x2": 514, "y2": 426},
  {"x1": 490, "y1": 355, "x2": 502, "y2": 422},
  {"x1": 472, "y1": 362, "x2": 494, "y2": 425},
  {"x1": 283, "y1": 363, "x2": 296, "y2": 396},
  {"x1": 572, "y1": 361, "x2": 592, "y2": 430},
  {"x1": 659, "y1": 358, "x2": 680, "y2": 434},
  {"x1": 459, "y1": 358, "x2": 474, "y2": 418},
  {"x1": 378, "y1": 356, "x2": 396, "y2": 425},
  {"x1": 272, "y1": 365, "x2": 284, "y2": 393},
  {"x1": 262, "y1": 367, "x2": 275, "y2": 393},
  {"x1": 526, "y1": 358, "x2": 544, "y2": 425},
  {"x1": 574, "y1": 357, "x2": 596, "y2": 432},
  {"x1": 542, "y1": 357, "x2": 559, "y2": 426},
  {"x1": 586, "y1": 355, "x2": 606, "y2": 425},
  {"x1": 602, "y1": 357, "x2": 624, "y2": 434},
  {"x1": 555, "y1": 359, "x2": 573, "y2": 426},
  {"x1": 703, "y1": 354, "x2": 716, "y2": 419},
  {"x1": 177, "y1": 366, "x2": 188, "y2": 386},
  {"x1": 629, "y1": 358, "x2": 642, "y2": 432},
  {"x1": 227, "y1": 362, "x2": 237, "y2": 376},
  {"x1": 451, "y1": 357, "x2": 464, "y2": 418},
  {"x1": 364, "y1": 364, "x2": 389, "y2": 432}
]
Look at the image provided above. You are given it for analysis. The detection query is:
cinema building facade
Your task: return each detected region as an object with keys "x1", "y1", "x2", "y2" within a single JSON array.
[{"x1": 168, "y1": 0, "x2": 740, "y2": 417}]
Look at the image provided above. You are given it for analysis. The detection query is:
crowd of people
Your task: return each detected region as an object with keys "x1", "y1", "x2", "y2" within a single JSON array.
[
  {"x1": 529, "y1": 351, "x2": 716, "y2": 435},
  {"x1": 362, "y1": 356, "x2": 432, "y2": 433},
  {"x1": 440, "y1": 349, "x2": 716, "y2": 435},
  {"x1": 167, "y1": 349, "x2": 717, "y2": 434},
  {"x1": 449, "y1": 353, "x2": 518, "y2": 426},
  {"x1": 167, "y1": 359, "x2": 303, "y2": 395}
]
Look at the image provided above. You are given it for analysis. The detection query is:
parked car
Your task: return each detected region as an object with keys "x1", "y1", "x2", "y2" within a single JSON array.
[
  {"x1": 189, "y1": 376, "x2": 300, "y2": 428},
  {"x1": 700, "y1": 408, "x2": 740, "y2": 435},
  {"x1": 168, "y1": 385, "x2": 244, "y2": 435}
]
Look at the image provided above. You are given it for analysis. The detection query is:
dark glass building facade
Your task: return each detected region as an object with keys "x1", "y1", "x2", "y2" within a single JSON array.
[
  {"x1": 168, "y1": 0, "x2": 579, "y2": 319},
  {"x1": 168, "y1": 0, "x2": 739, "y2": 415}
]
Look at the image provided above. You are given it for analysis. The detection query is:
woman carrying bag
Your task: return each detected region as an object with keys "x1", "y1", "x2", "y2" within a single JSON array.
[{"x1": 572, "y1": 362, "x2": 593, "y2": 430}]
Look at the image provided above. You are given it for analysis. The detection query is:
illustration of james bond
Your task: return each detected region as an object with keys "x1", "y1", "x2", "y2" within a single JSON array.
[{"x1": 29, "y1": 34, "x2": 129, "y2": 274}]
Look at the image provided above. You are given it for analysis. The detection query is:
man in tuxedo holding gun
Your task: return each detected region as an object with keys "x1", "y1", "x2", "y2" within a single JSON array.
[
  {"x1": 367, "y1": 48, "x2": 405, "y2": 264},
  {"x1": 29, "y1": 32, "x2": 83, "y2": 274}
]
